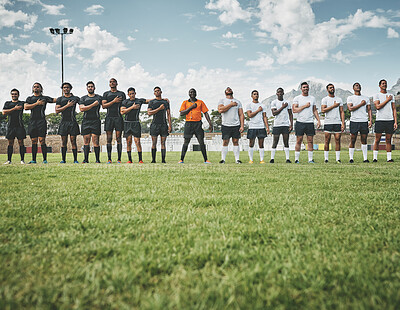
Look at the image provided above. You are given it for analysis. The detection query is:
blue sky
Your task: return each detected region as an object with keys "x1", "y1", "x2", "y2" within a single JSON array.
[{"x1": 1, "y1": 0, "x2": 399, "y2": 115}]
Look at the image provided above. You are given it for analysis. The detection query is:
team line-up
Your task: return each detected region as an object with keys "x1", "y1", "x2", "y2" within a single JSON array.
[{"x1": 2, "y1": 78, "x2": 398, "y2": 165}]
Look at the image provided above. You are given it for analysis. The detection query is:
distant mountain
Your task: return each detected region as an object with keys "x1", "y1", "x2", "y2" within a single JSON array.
[
  {"x1": 389, "y1": 78, "x2": 400, "y2": 95},
  {"x1": 261, "y1": 80, "x2": 353, "y2": 118}
]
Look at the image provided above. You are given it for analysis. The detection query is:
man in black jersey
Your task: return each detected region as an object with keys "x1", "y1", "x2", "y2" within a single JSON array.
[
  {"x1": 120, "y1": 87, "x2": 147, "y2": 163},
  {"x1": 2, "y1": 89, "x2": 26, "y2": 164},
  {"x1": 102, "y1": 78, "x2": 126, "y2": 163},
  {"x1": 79, "y1": 81, "x2": 102, "y2": 163},
  {"x1": 24, "y1": 82, "x2": 56, "y2": 164},
  {"x1": 147, "y1": 86, "x2": 172, "y2": 163},
  {"x1": 55, "y1": 82, "x2": 80, "y2": 163}
]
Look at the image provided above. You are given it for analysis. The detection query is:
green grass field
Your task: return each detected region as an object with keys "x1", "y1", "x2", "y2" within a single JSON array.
[{"x1": 1, "y1": 150, "x2": 400, "y2": 309}]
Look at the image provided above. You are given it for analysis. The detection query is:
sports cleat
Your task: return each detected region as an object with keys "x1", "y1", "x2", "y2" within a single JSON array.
[
  {"x1": 127, "y1": 160, "x2": 132, "y2": 164},
  {"x1": 95, "y1": 160, "x2": 101, "y2": 163},
  {"x1": 162, "y1": 160, "x2": 166, "y2": 163},
  {"x1": 42, "y1": 160, "x2": 48, "y2": 164},
  {"x1": 204, "y1": 160, "x2": 212, "y2": 164},
  {"x1": 336, "y1": 160, "x2": 341, "y2": 163},
  {"x1": 269, "y1": 159, "x2": 274, "y2": 163},
  {"x1": 387, "y1": 159, "x2": 394, "y2": 163},
  {"x1": 117, "y1": 160, "x2": 122, "y2": 164},
  {"x1": 60, "y1": 160, "x2": 66, "y2": 164},
  {"x1": 363, "y1": 159, "x2": 370, "y2": 163},
  {"x1": 373, "y1": 159, "x2": 378, "y2": 163},
  {"x1": 236, "y1": 160, "x2": 242, "y2": 164},
  {"x1": 82, "y1": 160, "x2": 88, "y2": 164},
  {"x1": 107, "y1": 160, "x2": 112, "y2": 164},
  {"x1": 178, "y1": 160, "x2": 184, "y2": 164},
  {"x1": 249, "y1": 160, "x2": 254, "y2": 164},
  {"x1": 74, "y1": 160, "x2": 79, "y2": 164},
  {"x1": 324, "y1": 160, "x2": 328, "y2": 163},
  {"x1": 151, "y1": 161, "x2": 156, "y2": 163},
  {"x1": 308, "y1": 160, "x2": 315, "y2": 164},
  {"x1": 260, "y1": 160, "x2": 265, "y2": 164},
  {"x1": 349, "y1": 159, "x2": 354, "y2": 163},
  {"x1": 28, "y1": 160, "x2": 37, "y2": 164},
  {"x1": 21, "y1": 160, "x2": 25, "y2": 164},
  {"x1": 3, "y1": 161, "x2": 11, "y2": 165},
  {"x1": 286, "y1": 159, "x2": 292, "y2": 163},
  {"x1": 295, "y1": 160, "x2": 299, "y2": 164},
  {"x1": 219, "y1": 160, "x2": 225, "y2": 164},
  {"x1": 139, "y1": 160, "x2": 144, "y2": 164}
]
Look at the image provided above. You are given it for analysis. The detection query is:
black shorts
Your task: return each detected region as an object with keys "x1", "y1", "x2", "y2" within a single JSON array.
[
  {"x1": 124, "y1": 121, "x2": 141, "y2": 138},
  {"x1": 81, "y1": 119, "x2": 101, "y2": 136},
  {"x1": 58, "y1": 121, "x2": 80, "y2": 136},
  {"x1": 295, "y1": 122, "x2": 315, "y2": 136},
  {"x1": 28, "y1": 119, "x2": 47, "y2": 138},
  {"x1": 221, "y1": 125, "x2": 241, "y2": 140},
  {"x1": 104, "y1": 116, "x2": 124, "y2": 132},
  {"x1": 375, "y1": 120, "x2": 394, "y2": 134},
  {"x1": 324, "y1": 124, "x2": 341, "y2": 133},
  {"x1": 247, "y1": 128, "x2": 267, "y2": 139},
  {"x1": 350, "y1": 122, "x2": 369, "y2": 135},
  {"x1": 150, "y1": 123, "x2": 169, "y2": 137},
  {"x1": 6, "y1": 126, "x2": 26, "y2": 140},
  {"x1": 272, "y1": 126, "x2": 290, "y2": 135},
  {"x1": 184, "y1": 121, "x2": 204, "y2": 139}
]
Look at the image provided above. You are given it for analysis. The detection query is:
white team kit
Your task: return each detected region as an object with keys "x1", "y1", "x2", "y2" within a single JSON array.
[
  {"x1": 373, "y1": 92, "x2": 395, "y2": 121},
  {"x1": 321, "y1": 96, "x2": 343, "y2": 125},
  {"x1": 347, "y1": 95, "x2": 370, "y2": 122},
  {"x1": 219, "y1": 98, "x2": 242, "y2": 127},
  {"x1": 246, "y1": 102, "x2": 267, "y2": 129},
  {"x1": 292, "y1": 95, "x2": 316, "y2": 123},
  {"x1": 270, "y1": 99, "x2": 291, "y2": 127}
]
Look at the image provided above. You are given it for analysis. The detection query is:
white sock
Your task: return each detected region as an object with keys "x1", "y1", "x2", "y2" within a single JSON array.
[
  {"x1": 324, "y1": 151, "x2": 329, "y2": 161},
  {"x1": 248, "y1": 147, "x2": 254, "y2": 161},
  {"x1": 295, "y1": 151, "x2": 300, "y2": 161},
  {"x1": 284, "y1": 147, "x2": 290, "y2": 160},
  {"x1": 221, "y1": 146, "x2": 228, "y2": 161},
  {"x1": 233, "y1": 145, "x2": 240, "y2": 161},
  {"x1": 271, "y1": 148, "x2": 276, "y2": 160},
  {"x1": 387, "y1": 152, "x2": 392, "y2": 161},
  {"x1": 361, "y1": 144, "x2": 368, "y2": 160},
  {"x1": 336, "y1": 151, "x2": 340, "y2": 161},
  {"x1": 259, "y1": 148, "x2": 264, "y2": 161},
  {"x1": 308, "y1": 151, "x2": 313, "y2": 162},
  {"x1": 349, "y1": 148, "x2": 355, "y2": 160},
  {"x1": 373, "y1": 150, "x2": 378, "y2": 160}
]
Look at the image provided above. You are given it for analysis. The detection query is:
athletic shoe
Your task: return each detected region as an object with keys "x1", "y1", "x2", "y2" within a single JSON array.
[
  {"x1": 107, "y1": 160, "x2": 112, "y2": 164},
  {"x1": 260, "y1": 160, "x2": 265, "y2": 164},
  {"x1": 249, "y1": 160, "x2": 254, "y2": 164},
  {"x1": 21, "y1": 161, "x2": 25, "y2": 164},
  {"x1": 82, "y1": 160, "x2": 88, "y2": 164},
  {"x1": 3, "y1": 161, "x2": 11, "y2": 165},
  {"x1": 373, "y1": 159, "x2": 378, "y2": 163},
  {"x1": 387, "y1": 159, "x2": 394, "y2": 163},
  {"x1": 73, "y1": 160, "x2": 79, "y2": 164},
  {"x1": 269, "y1": 159, "x2": 274, "y2": 163},
  {"x1": 308, "y1": 160, "x2": 315, "y2": 164},
  {"x1": 42, "y1": 160, "x2": 48, "y2": 164},
  {"x1": 162, "y1": 160, "x2": 166, "y2": 163},
  {"x1": 204, "y1": 160, "x2": 212, "y2": 164},
  {"x1": 60, "y1": 160, "x2": 66, "y2": 164},
  {"x1": 139, "y1": 160, "x2": 144, "y2": 164},
  {"x1": 236, "y1": 160, "x2": 242, "y2": 164},
  {"x1": 324, "y1": 160, "x2": 328, "y2": 163},
  {"x1": 219, "y1": 160, "x2": 225, "y2": 164},
  {"x1": 127, "y1": 160, "x2": 132, "y2": 164},
  {"x1": 336, "y1": 160, "x2": 341, "y2": 163},
  {"x1": 363, "y1": 159, "x2": 370, "y2": 163},
  {"x1": 117, "y1": 160, "x2": 121, "y2": 164},
  {"x1": 295, "y1": 160, "x2": 299, "y2": 164},
  {"x1": 28, "y1": 160, "x2": 37, "y2": 164},
  {"x1": 349, "y1": 159, "x2": 354, "y2": 163},
  {"x1": 286, "y1": 159, "x2": 292, "y2": 163},
  {"x1": 178, "y1": 160, "x2": 184, "y2": 164},
  {"x1": 95, "y1": 161, "x2": 101, "y2": 163},
  {"x1": 151, "y1": 161, "x2": 156, "y2": 163}
]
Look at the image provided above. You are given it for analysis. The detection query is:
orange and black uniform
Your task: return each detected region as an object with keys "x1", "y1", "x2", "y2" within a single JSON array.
[{"x1": 179, "y1": 99, "x2": 208, "y2": 139}]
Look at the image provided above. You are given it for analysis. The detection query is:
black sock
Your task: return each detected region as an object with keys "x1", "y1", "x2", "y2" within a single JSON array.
[
  {"x1": 84, "y1": 145, "x2": 90, "y2": 162},
  {"x1": 181, "y1": 144, "x2": 188, "y2": 161},
  {"x1": 94, "y1": 146, "x2": 100, "y2": 162},
  {"x1": 19, "y1": 145, "x2": 25, "y2": 161},
  {"x1": 32, "y1": 144, "x2": 37, "y2": 162},
  {"x1": 107, "y1": 143, "x2": 112, "y2": 161},
  {"x1": 200, "y1": 143, "x2": 208, "y2": 161},
  {"x1": 127, "y1": 151, "x2": 132, "y2": 162},
  {"x1": 7, "y1": 145, "x2": 13, "y2": 162},
  {"x1": 138, "y1": 151, "x2": 142, "y2": 162},
  {"x1": 117, "y1": 143, "x2": 122, "y2": 161},
  {"x1": 61, "y1": 147, "x2": 67, "y2": 162},
  {"x1": 72, "y1": 148, "x2": 78, "y2": 162},
  {"x1": 151, "y1": 148, "x2": 156, "y2": 162},
  {"x1": 161, "y1": 148, "x2": 166, "y2": 163},
  {"x1": 41, "y1": 144, "x2": 47, "y2": 161}
]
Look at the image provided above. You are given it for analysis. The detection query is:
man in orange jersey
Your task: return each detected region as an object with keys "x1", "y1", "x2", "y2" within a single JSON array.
[{"x1": 178, "y1": 88, "x2": 213, "y2": 163}]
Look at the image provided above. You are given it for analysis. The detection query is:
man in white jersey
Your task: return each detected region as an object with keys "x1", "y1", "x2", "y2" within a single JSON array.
[
  {"x1": 218, "y1": 87, "x2": 244, "y2": 164},
  {"x1": 292, "y1": 82, "x2": 321, "y2": 163},
  {"x1": 246, "y1": 90, "x2": 270, "y2": 164},
  {"x1": 321, "y1": 84, "x2": 345, "y2": 163},
  {"x1": 347, "y1": 82, "x2": 372, "y2": 163},
  {"x1": 372, "y1": 79, "x2": 397, "y2": 162},
  {"x1": 270, "y1": 87, "x2": 293, "y2": 163}
]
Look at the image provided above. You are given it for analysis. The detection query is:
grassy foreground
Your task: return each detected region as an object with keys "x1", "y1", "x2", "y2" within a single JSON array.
[{"x1": 1, "y1": 151, "x2": 400, "y2": 309}]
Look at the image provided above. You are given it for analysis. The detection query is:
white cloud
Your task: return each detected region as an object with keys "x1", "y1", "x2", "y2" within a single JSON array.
[
  {"x1": 254, "y1": 31, "x2": 268, "y2": 38},
  {"x1": 39, "y1": 1, "x2": 64, "y2": 15},
  {"x1": 127, "y1": 36, "x2": 136, "y2": 42},
  {"x1": 205, "y1": 0, "x2": 252, "y2": 25},
  {"x1": 23, "y1": 41, "x2": 54, "y2": 55},
  {"x1": 331, "y1": 51, "x2": 350, "y2": 64},
  {"x1": 387, "y1": 27, "x2": 399, "y2": 38},
  {"x1": 19, "y1": 34, "x2": 30, "y2": 39},
  {"x1": 57, "y1": 19, "x2": 70, "y2": 27},
  {"x1": 4, "y1": 34, "x2": 16, "y2": 45},
  {"x1": 212, "y1": 41, "x2": 237, "y2": 49},
  {"x1": 246, "y1": 53, "x2": 274, "y2": 70},
  {"x1": 201, "y1": 25, "x2": 218, "y2": 31},
  {"x1": 157, "y1": 38, "x2": 169, "y2": 42},
  {"x1": 222, "y1": 31, "x2": 243, "y2": 39},
  {"x1": 0, "y1": 1, "x2": 37, "y2": 30},
  {"x1": 84, "y1": 4, "x2": 104, "y2": 16}
]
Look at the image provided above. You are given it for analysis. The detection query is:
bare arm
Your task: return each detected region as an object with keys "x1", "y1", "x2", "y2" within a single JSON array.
[
  {"x1": 262, "y1": 112, "x2": 270, "y2": 134},
  {"x1": 374, "y1": 95, "x2": 393, "y2": 110},
  {"x1": 393, "y1": 101, "x2": 398, "y2": 130},
  {"x1": 321, "y1": 101, "x2": 340, "y2": 113},
  {"x1": 292, "y1": 102, "x2": 310, "y2": 113},
  {"x1": 288, "y1": 109, "x2": 293, "y2": 131},
  {"x1": 313, "y1": 105, "x2": 321, "y2": 129},
  {"x1": 347, "y1": 100, "x2": 366, "y2": 112},
  {"x1": 272, "y1": 102, "x2": 288, "y2": 116},
  {"x1": 180, "y1": 103, "x2": 197, "y2": 116},
  {"x1": 339, "y1": 106, "x2": 345, "y2": 132},
  {"x1": 204, "y1": 112, "x2": 213, "y2": 132},
  {"x1": 367, "y1": 105, "x2": 372, "y2": 128},
  {"x1": 3, "y1": 104, "x2": 23, "y2": 115},
  {"x1": 55, "y1": 100, "x2": 75, "y2": 114},
  {"x1": 247, "y1": 106, "x2": 263, "y2": 118},
  {"x1": 120, "y1": 104, "x2": 140, "y2": 115},
  {"x1": 238, "y1": 108, "x2": 244, "y2": 133},
  {"x1": 147, "y1": 104, "x2": 165, "y2": 116},
  {"x1": 102, "y1": 96, "x2": 121, "y2": 109},
  {"x1": 79, "y1": 100, "x2": 99, "y2": 112},
  {"x1": 167, "y1": 109, "x2": 172, "y2": 133},
  {"x1": 218, "y1": 101, "x2": 237, "y2": 113},
  {"x1": 24, "y1": 99, "x2": 43, "y2": 110}
]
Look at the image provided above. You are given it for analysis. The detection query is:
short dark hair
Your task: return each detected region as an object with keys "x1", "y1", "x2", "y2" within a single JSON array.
[
  {"x1": 154, "y1": 86, "x2": 161, "y2": 91},
  {"x1": 276, "y1": 87, "x2": 284, "y2": 92},
  {"x1": 61, "y1": 82, "x2": 72, "y2": 89},
  {"x1": 326, "y1": 83, "x2": 334, "y2": 90},
  {"x1": 379, "y1": 79, "x2": 387, "y2": 86},
  {"x1": 110, "y1": 78, "x2": 117, "y2": 83},
  {"x1": 251, "y1": 90, "x2": 259, "y2": 95},
  {"x1": 86, "y1": 81, "x2": 95, "y2": 87},
  {"x1": 32, "y1": 82, "x2": 43, "y2": 93},
  {"x1": 353, "y1": 82, "x2": 360, "y2": 88},
  {"x1": 11, "y1": 88, "x2": 19, "y2": 95},
  {"x1": 300, "y1": 82, "x2": 308, "y2": 87},
  {"x1": 127, "y1": 87, "x2": 136, "y2": 93}
]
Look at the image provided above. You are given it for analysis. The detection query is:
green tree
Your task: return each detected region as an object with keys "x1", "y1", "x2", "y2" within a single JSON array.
[{"x1": 210, "y1": 110, "x2": 222, "y2": 132}]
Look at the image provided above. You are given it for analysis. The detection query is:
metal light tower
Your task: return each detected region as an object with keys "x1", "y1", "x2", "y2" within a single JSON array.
[{"x1": 49, "y1": 28, "x2": 74, "y2": 85}]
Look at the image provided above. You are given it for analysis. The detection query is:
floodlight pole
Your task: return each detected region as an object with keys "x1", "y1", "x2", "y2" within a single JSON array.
[{"x1": 49, "y1": 28, "x2": 74, "y2": 86}]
